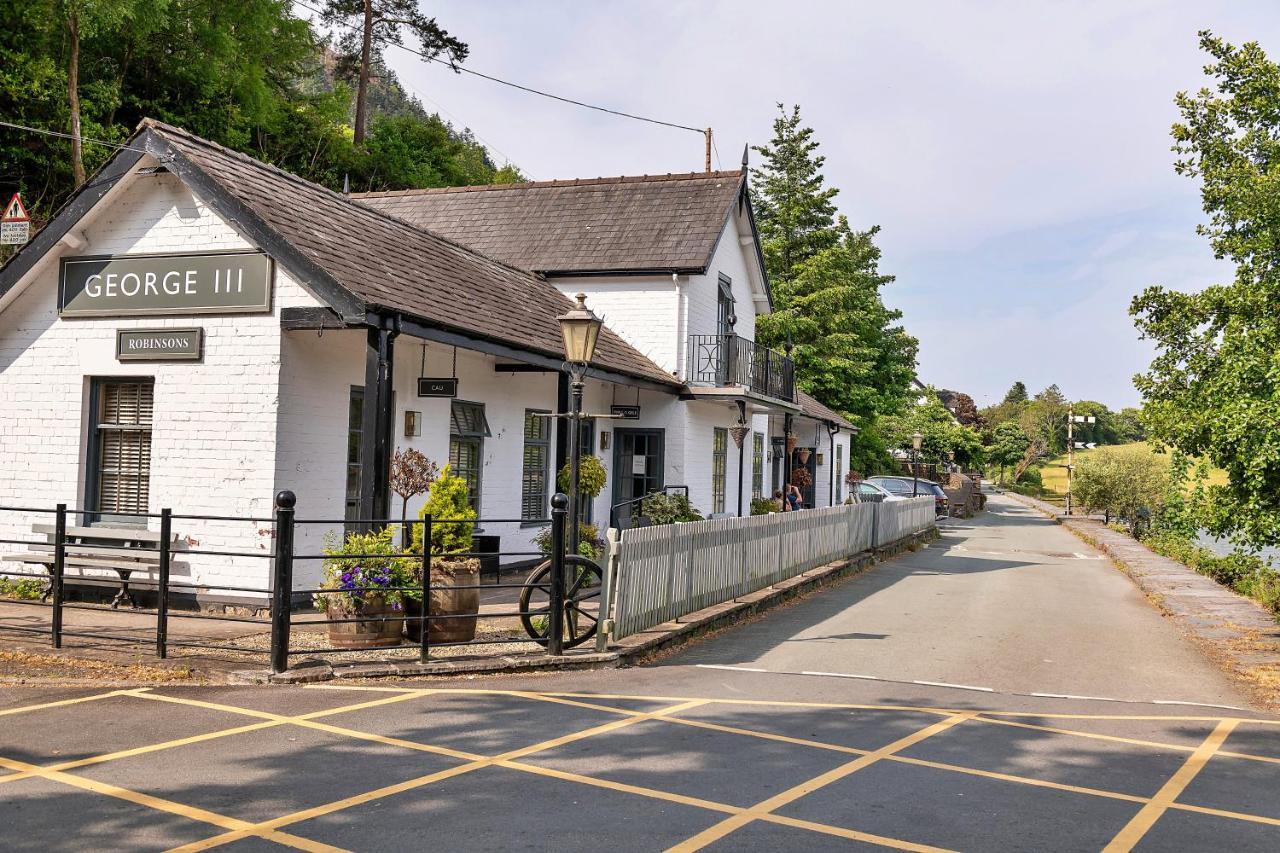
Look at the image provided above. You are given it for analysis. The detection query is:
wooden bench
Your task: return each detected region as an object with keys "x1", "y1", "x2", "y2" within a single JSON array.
[{"x1": 1, "y1": 523, "x2": 179, "y2": 609}]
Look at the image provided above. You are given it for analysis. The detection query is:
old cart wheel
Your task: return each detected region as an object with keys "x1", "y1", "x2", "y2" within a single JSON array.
[{"x1": 518, "y1": 555, "x2": 603, "y2": 649}]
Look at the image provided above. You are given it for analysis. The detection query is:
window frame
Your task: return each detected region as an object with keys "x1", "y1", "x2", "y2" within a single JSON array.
[
  {"x1": 449, "y1": 400, "x2": 489, "y2": 514},
  {"x1": 521, "y1": 409, "x2": 552, "y2": 523},
  {"x1": 712, "y1": 427, "x2": 728, "y2": 514},
  {"x1": 344, "y1": 386, "x2": 364, "y2": 532},
  {"x1": 84, "y1": 377, "x2": 155, "y2": 527},
  {"x1": 835, "y1": 443, "x2": 844, "y2": 503},
  {"x1": 751, "y1": 431, "x2": 765, "y2": 500}
]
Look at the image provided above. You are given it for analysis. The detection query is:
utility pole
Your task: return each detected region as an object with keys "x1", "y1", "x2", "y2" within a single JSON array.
[
  {"x1": 1066, "y1": 407, "x2": 1073, "y2": 516},
  {"x1": 704, "y1": 128, "x2": 712, "y2": 173}
]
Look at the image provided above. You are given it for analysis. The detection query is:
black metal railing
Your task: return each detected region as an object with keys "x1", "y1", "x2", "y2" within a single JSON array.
[
  {"x1": 0, "y1": 493, "x2": 588, "y2": 675},
  {"x1": 686, "y1": 334, "x2": 795, "y2": 401}
]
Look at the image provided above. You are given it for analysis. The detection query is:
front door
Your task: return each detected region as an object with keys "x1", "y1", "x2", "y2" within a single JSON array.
[{"x1": 611, "y1": 429, "x2": 665, "y2": 528}]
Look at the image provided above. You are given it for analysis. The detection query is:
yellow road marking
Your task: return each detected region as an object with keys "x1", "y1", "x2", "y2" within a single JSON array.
[
  {"x1": 0, "y1": 687, "x2": 144, "y2": 716},
  {"x1": 0, "y1": 720, "x2": 283, "y2": 786},
  {"x1": 761, "y1": 813, "x2": 958, "y2": 852},
  {"x1": 1102, "y1": 718, "x2": 1240, "y2": 852},
  {"x1": 665, "y1": 712, "x2": 976, "y2": 852},
  {"x1": 0, "y1": 753, "x2": 342, "y2": 853},
  {"x1": 174, "y1": 698, "x2": 711, "y2": 852}
]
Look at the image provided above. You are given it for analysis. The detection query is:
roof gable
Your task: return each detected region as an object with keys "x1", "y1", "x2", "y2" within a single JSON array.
[
  {"x1": 353, "y1": 171, "x2": 747, "y2": 276},
  {"x1": 0, "y1": 121, "x2": 680, "y2": 389}
]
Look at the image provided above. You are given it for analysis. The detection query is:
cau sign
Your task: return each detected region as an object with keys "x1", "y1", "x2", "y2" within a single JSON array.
[{"x1": 60, "y1": 251, "x2": 273, "y2": 318}]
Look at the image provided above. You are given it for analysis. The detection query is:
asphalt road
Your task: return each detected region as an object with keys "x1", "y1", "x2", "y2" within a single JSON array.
[{"x1": 2, "y1": 493, "x2": 1278, "y2": 852}]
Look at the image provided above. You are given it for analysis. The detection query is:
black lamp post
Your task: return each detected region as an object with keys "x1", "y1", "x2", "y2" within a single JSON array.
[
  {"x1": 827, "y1": 422, "x2": 840, "y2": 506},
  {"x1": 556, "y1": 293, "x2": 602, "y2": 555},
  {"x1": 911, "y1": 431, "x2": 924, "y2": 497}
]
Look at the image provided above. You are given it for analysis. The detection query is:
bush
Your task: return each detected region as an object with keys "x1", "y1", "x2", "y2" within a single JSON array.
[
  {"x1": 751, "y1": 496, "x2": 781, "y2": 515},
  {"x1": 0, "y1": 576, "x2": 44, "y2": 600},
  {"x1": 412, "y1": 464, "x2": 476, "y2": 555},
  {"x1": 533, "y1": 521, "x2": 606, "y2": 560},
  {"x1": 640, "y1": 492, "x2": 703, "y2": 525},
  {"x1": 315, "y1": 526, "x2": 414, "y2": 612},
  {"x1": 1073, "y1": 445, "x2": 1168, "y2": 532}
]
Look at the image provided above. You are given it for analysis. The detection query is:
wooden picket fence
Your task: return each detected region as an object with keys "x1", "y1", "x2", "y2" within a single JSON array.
[{"x1": 607, "y1": 497, "x2": 935, "y2": 641}]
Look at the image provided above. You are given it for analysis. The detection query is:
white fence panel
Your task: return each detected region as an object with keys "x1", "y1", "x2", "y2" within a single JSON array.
[{"x1": 611, "y1": 498, "x2": 932, "y2": 640}]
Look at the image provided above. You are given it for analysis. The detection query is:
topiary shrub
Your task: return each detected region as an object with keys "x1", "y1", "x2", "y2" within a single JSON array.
[{"x1": 411, "y1": 464, "x2": 476, "y2": 556}]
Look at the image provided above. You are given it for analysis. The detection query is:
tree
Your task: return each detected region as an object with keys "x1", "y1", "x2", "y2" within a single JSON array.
[
  {"x1": 1115, "y1": 407, "x2": 1146, "y2": 443},
  {"x1": 951, "y1": 393, "x2": 985, "y2": 429},
  {"x1": 1070, "y1": 400, "x2": 1119, "y2": 446},
  {"x1": 882, "y1": 392, "x2": 984, "y2": 468},
  {"x1": 1131, "y1": 31, "x2": 1280, "y2": 547},
  {"x1": 750, "y1": 104, "x2": 842, "y2": 283},
  {"x1": 1002, "y1": 381, "x2": 1028, "y2": 405},
  {"x1": 320, "y1": 0, "x2": 467, "y2": 145},
  {"x1": 986, "y1": 421, "x2": 1032, "y2": 485},
  {"x1": 1021, "y1": 385, "x2": 1069, "y2": 454},
  {"x1": 1072, "y1": 445, "x2": 1169, "y2": 534},
  {"x1": 756, "y1": 233, "x2": 918, "y2": 442}
]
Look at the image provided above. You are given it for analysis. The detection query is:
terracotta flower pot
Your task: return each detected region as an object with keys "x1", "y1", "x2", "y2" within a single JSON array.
[
  {"x1": 797, "y1": 448, "x2": 811, "y2": 464},
  {"x1": 325, "y1": 595, "x2": 404, "y2": 649},
  {"x1": 404, "y1": 557, "x2": 481, "y2": 644}
]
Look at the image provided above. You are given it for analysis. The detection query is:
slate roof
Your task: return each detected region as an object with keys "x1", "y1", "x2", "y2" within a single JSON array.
[
  {"x1": 795, "y1": 390, "x2": 857, "y2": 431},
  {"x1": 352, "y1": 171, "x2": 746, "y2": 275},
  {"x1": 136, "y1": 121, "x2": 680, "y2": 387}
]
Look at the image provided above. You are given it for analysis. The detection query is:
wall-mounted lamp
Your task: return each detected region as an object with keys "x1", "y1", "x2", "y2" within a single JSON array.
[{"x1": 404, "y1": 410, "x2": 422, "y2": 437}]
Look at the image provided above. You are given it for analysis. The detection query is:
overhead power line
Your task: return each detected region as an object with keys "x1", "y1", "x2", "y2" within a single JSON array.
[
  {"x1": 0, "y1": 119, "x2": 149, "y2": 154},
  {"x1": 291, "y1": 0, "x2": 705, "y2": 135}
]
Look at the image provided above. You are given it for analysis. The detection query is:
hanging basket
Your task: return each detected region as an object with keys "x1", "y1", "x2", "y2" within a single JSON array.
[
  {"x1": 797, "y1": 448, "x2": 811, "y2": 464},
  {"x1": 729, "y1": 425, "x2": 750, "y2": 449},
  {"x1": 785, "y1": 433, "x2": 798, "y2": 455}
]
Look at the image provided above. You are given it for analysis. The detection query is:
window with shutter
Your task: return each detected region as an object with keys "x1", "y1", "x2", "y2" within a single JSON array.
[
  {"x1": 89, "y1": 379, "x2": 154, "y2": 522},
  {"x1": 521, "y1": 410, "x2": 551, "y2": 521},
  {"x1": 449, "y1": 401, "x2": 488, "y2": 512}
]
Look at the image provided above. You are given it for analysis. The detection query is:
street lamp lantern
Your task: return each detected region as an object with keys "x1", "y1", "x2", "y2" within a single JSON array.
[
  {"x1": 557, "y1": 293, "x2": 602, "y2": 367},
  {"x1": 911, "y1": 431, "x2": 923, "y2": 451},
  {"x1": 556, "y1": 293, "x2": 602, "y2": 557}
]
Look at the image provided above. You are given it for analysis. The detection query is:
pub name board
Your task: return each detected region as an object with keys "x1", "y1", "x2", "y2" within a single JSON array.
[
  {"x1": 116, "y1": 328, "x2": 204, "y2": 361},
  {"x1": 60, "y1": 251, "x2": 273, "y2": 318}
]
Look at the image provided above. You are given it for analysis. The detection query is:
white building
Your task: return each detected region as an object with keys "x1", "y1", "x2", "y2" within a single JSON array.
[{"x1": 0, "y1": 120, "x2": 853, "y2": 604}]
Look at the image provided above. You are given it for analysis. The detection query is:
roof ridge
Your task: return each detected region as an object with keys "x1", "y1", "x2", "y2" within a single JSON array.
[
  {"x1": 350, "y1": 169, "x2": 745, "y2": 198},
  {"x1": 142, "y1": 118, "x2": 554, "y2": 285}
]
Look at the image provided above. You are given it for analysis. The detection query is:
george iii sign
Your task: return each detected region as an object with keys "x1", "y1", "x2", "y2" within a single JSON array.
[{"x1": 59, "y1": 251, "x2": 273, "y2": 317}]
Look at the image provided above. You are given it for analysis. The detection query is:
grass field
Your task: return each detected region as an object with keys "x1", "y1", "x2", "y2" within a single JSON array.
[{"x1": 1037, "y1": 441, "x2": 1227, "y2": 498}]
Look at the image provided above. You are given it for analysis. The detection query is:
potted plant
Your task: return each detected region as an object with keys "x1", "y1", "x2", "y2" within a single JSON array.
[
  {"x1": 405, "y1": 465, "x2": 481, "y2": 644},
  {"x1": 390, "y1": 447, "x2": 438, "y2": 548},
  {"x1": 785, "y1": 432, "x2": 798, "y2": 455},
  {"x1": 639, "y1": 492, "x2": 704, "y2": 525},
  {"x1": 797, "y1": 448, "x2": 812, "y2": 465},
  {"x1": 315, "y1": 527, "x2": 413, "y2": 649},
  {"x1": 557, "y1": 454, "x2": 608, "y2": 507},
  {"x1": 790, "y1": 466, "x2": 814, "y2": 491},
  {"x1": 534, "y1": 521, "x2": 606, "y2": 561}
]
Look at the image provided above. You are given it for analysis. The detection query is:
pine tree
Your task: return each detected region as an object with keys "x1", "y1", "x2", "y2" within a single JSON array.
[
  {"x1": 1002, "y1": 381, "x2": 1028, "y2": 404},
  {"x1": 750, "y1": 104, "x2": 843, "y2": 282}
]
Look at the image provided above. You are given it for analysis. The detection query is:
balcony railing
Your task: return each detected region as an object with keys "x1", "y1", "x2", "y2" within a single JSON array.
[{"x1": 686, "y1": 334, "x2": 795, "y2": 402}]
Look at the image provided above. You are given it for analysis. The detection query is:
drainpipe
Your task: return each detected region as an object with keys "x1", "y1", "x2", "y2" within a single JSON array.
[{"x1": 828, "y1": 424, "x2": 836, "y2": 507}]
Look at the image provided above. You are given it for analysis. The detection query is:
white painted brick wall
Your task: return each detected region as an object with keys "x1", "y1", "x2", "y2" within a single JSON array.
[{"x1": 0, "y1": 172, "x2": 322, "y2": 595}]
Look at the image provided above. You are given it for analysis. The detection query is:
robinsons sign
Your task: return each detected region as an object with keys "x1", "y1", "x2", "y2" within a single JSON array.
[
  {"x1": 116, "y1": 328, "x2": 203, "y2": 361},
  {"x1": 59, "y1": 250, "x2": 273, "y2": 317}
]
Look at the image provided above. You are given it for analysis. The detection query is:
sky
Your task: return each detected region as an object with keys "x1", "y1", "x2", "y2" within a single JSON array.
[{"x1": 342, "y1": 1, "x2": 1280, "y2": 409}]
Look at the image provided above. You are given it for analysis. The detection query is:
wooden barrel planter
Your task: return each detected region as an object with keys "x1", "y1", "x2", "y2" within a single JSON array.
[
  {"x1": 325, "y1": 596, "x2": 404, "y2": 649},
  {"x1": 404, "y1": 558, "x2": 481, "y2": 644}
]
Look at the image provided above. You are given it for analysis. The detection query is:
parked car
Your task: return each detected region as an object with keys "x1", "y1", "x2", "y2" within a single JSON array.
[
  {"x1": 866, "y1": 476, "x2": 949, "y2": 516},
  {"x1": 850, "y1": 480, "x2": 906, "y2": 503}
]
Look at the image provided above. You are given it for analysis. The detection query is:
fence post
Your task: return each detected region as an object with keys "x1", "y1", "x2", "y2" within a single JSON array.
[
  {"x1": 548, "y1": 493, "x2": 568, "y2": 655},
  {"x1": 51, "y1": 503, "x2": 66, "y2": 649},
  {"x1": 596, "y1": 527, "x2": 619, "y2": 653},
  {"x1": 156, "y1": 508, "x2": 172, "y2": 659},
  {"x1": 420, "y1": 515, "x2": 432, "y2": 663},
  {"x1": 270, "y1": 490, "x2": 296, "y2": 675},
  {"x1": 871, "y1": 501, "x2": 881, "y2": 550}
]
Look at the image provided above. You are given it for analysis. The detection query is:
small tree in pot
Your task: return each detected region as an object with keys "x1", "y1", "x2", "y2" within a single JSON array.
[
  {"x1": 405, "y1": 465, "x2": 481, "y2": 644},
  {"x1": 390, "y1": 447, "x2": 438, "y2": 546}
]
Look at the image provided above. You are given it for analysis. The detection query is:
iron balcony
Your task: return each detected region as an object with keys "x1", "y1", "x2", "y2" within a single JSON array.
[{"x1": 686, "y1": 334, "x2": 796, "y2": 402}]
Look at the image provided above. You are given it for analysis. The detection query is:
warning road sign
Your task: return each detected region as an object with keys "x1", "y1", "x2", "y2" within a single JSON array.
[{"x1": 2, "y1": 192, "x2": 30, "y2": 245}]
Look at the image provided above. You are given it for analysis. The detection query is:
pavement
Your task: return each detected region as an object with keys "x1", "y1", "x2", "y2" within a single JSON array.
[{"x1": 3, "y1": 492, "x2": 1278, "y2": 851}]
